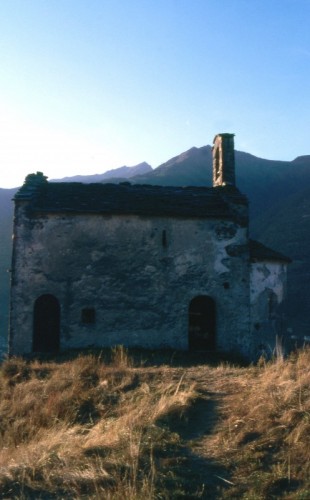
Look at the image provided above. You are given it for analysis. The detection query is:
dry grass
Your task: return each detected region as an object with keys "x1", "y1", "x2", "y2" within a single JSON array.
[
  {"x1": 208, "y1": 348, "x2": 310, "y2": 499},
  {"x1": 0, "y1": 346, "x2": 309, "y2": 498},
  {"x1": 0, "y1": 347, "x2": 197, "y2": 498}
]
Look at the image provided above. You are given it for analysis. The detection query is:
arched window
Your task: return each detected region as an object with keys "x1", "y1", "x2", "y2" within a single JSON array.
[
  {"x1": 33, "y1": 294, "x2": 60, "y2": 352},
  {"x1": 189, "y1": 296, "x2": 216, "y2": 350}
]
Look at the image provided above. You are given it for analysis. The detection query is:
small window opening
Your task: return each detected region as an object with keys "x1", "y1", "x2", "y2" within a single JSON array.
[
  {"x1": 81, "y1": 308, "x2": 96, "y2": 324},
  {"x1": 162, "y1": 229, "x2": 167, "y2": 247},
  {"x1": 268, "y1": 291, "x2": 277, "y2": 320}
]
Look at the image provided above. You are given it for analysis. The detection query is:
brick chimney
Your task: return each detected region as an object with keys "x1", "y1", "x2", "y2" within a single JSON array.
[{"x1": 212, "y1": 133, "x2": 236, "y2": 187}]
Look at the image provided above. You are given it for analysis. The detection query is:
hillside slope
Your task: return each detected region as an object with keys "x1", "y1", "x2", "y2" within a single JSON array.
[
  {"x1": 0, "y1": 188, "x2": 16, "y2": 343},
  {"x1": 132, "y1": 146, "x2": 213, "y2": 187},
  {"x1": 0, "y1": 348, "x2": 309, "y2": 498}
]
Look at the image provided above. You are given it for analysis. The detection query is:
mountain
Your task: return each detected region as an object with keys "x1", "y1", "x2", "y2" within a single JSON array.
[
  {"x1": 52, "y1": 162, "x2": 152, "y2": 183},
  {"x1": 0, "y1": 188, "x2": 17, "y2": 343},
  {"x1": 132, "y1": 146, "x2": 213, "y2": 186},
  {"x1": 1, "y1": 148, "x2": 310, "y2": 346}
]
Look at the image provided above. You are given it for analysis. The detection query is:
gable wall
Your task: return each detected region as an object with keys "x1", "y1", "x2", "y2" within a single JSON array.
[{"x1": 9, "y1": 204, "x2": 252, "y2": 357}]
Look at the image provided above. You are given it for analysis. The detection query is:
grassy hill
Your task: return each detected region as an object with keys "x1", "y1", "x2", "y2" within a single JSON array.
[{"x1": 0, "y1": 347, "x2": 309, "y2": 498}]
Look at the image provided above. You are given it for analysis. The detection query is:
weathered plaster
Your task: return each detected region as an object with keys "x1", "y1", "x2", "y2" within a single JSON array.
[
  {"x1": 250, "y1": 261, "x2": 288, "y2": 355},
  {"x1": 250, "y1": 261, "x2": 287, "y2": 304},
  {"x1": 9, "y1": 206, "x2": 252, "y2": 357}
]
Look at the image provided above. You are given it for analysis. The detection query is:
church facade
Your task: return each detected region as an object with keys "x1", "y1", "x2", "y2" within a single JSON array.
[{"x1": 8, "y1": 134, "x2": 290, "y2": 360}]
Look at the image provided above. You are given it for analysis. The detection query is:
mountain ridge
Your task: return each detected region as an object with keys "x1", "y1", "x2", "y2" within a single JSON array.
[{"x1": 52, "y1": 161, "x2": 152, "y2": 184}]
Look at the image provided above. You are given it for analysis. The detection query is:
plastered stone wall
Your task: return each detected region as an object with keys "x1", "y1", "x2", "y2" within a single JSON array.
[
  {"x1": 250, "y1": 261, "x2": 288, "y2": 355},
  {"x1": 9, "y1": 203, "x2": 252, "y2": 357}
]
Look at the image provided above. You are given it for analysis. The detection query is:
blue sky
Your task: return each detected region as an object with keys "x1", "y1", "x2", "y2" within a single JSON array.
[{"x1": 0, "y1": 0, "x2": 309, "y2": 187}]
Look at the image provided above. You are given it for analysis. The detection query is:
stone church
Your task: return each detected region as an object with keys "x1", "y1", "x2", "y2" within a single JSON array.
[{"x1": 8, "y1": 134, "x2": 290, "y2": 360}]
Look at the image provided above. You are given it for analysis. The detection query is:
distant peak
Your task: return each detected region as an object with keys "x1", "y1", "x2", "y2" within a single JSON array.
[
  {"x1": 292, "y1": 155, "x2": 310, "y2": 164},
  {"x1": 51, "y1": 162, "x2": 152, "y2": 183}
]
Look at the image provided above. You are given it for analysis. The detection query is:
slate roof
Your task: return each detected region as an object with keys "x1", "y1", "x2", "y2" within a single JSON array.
[
  {"x1": 15, "y1": 179, "x2": 248, "y2": 222},
  {"x1": 249, "y1": 239, "x2": 291, "y2": 263}
]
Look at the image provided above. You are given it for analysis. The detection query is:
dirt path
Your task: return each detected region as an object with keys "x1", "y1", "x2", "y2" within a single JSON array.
[{"x1": 159, "y1": 364, "x2": 248, "y2": 498}]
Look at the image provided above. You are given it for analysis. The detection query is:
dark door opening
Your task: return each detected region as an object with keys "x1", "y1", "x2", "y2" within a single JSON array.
[
  {"x1": 189, "y1": 296, "x2": 216, "y2": 350},
  {"x1": 33, "y1": 294, "x2": 60, "y2": 352}
]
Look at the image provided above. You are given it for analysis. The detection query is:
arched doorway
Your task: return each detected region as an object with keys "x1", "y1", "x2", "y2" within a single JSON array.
[
  {"x1": 189, "y1": 296, "x2": 216, "y2": 350},
  {"x1": 33, "y1": 294, "x2": 60, "y2": 352}
]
